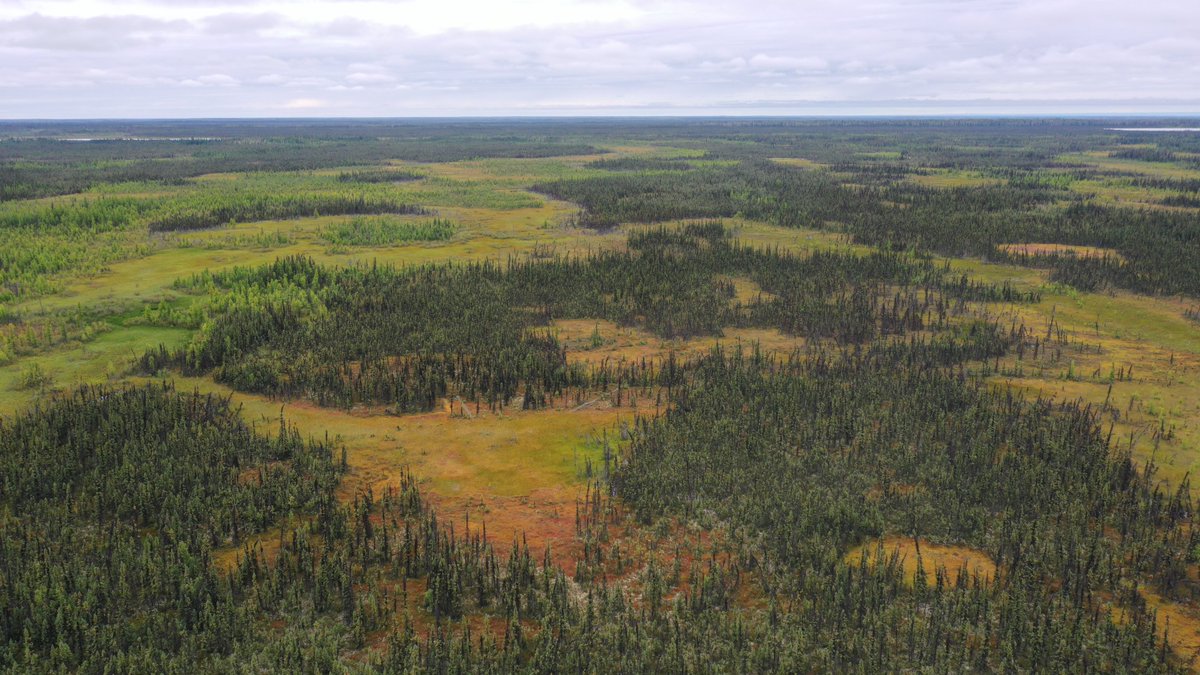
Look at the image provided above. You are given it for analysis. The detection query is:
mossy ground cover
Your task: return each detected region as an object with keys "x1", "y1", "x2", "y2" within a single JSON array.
[
  {"x1": 907, "y1": 168, "x2": 1003, "y2": 189},
  {"x1": 845, "y1": 536, "x2": 997, "y2": 587},
  {"x1": 145, "y1": 373, "x2": 623, "y2": 572},
  {"x1": 1060, "y1": 151, "x2": 1200, "y2": 181}
]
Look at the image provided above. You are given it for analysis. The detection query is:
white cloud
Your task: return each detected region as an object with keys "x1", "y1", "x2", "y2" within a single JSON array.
[
  {"x1": 0, "y1": 0, "x2": 1198, "y2": 116},
  {"x1": 748, "y1": 54, "x2": 827, "y2": 72},
  {"x1": 196, "y1": 73, "x2": 238, "y2": 86},
  {"x1": 282, "y1": 97, "x2": 327, "y2": 109},
  {"x1": 345, "y1": 72, "x2": 393, "y2": 84}
]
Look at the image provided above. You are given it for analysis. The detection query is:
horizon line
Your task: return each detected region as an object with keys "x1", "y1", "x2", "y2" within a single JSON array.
[{"x1": 4, "y1": 112, "x2": 1200, "y2": 123}]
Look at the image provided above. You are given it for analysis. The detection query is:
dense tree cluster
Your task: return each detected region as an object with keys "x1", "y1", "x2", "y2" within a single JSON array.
[
  {"x1": 147, "y1": 192, "x2": 425, "y2": 232},
  {"x1": 319, "y1": 217, "x2": 456, "y2": 247},
  {"x1": 539, "y1": 157, "x2": 1200, "y2": 296},
  {"x1": 336, "y1": 168, "x2": 425, "y2": 183},
  {"x1": 0, "y1": 383, "x2": 345, "y2": 669},
  {"x1": 143, "y1": 224, "x2": 1028, "y2": 412}
]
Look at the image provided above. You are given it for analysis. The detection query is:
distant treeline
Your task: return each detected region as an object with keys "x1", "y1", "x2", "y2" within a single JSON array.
[
  {"x1": 0, "y1": 137, "x2": 599, "y2": 201},
  {"x1": 537, "y1": 160, "x2": 1200, "y2": 296}
]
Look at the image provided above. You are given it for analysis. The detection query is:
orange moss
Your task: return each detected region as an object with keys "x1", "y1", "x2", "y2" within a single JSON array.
[
  {"x1": 768, "y1": 157, "x2": 824, "y2": 169},
  {"x1": 999, "y1": 242, "x2": 1123, "y2": 261},
  {"x1": 1130, "y1": 585, "x2": 1200, "y2": 667},
  {"x1": 845, "y1": 536, "x2": 996, "y2": 587},
  {"x1": 161, "y1": 375, "x2": 634, "y2": 571}
]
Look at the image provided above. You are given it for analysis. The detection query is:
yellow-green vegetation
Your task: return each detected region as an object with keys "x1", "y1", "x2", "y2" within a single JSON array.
[
  {"x1": 1061, "y1": 151, "x2": 1200, "y2": 180},
  {"x1": 946, "y1": 255, "x2": 1200, "y2": 486},
  {"x1": 319, "y1": 216, "x2": 457, "y2": 248},
  {"x1": 768, "y1": 157, "x2": 824, "y2": 169},
  {"x1": 0, "y1": 324, "x2": 190, "y2": 415},
  {"x1": 908, "y1": 168, "x2": 1003, "y2": 189},
  {"x1": 1070, "y1": 177, "x2": 1190, "y2": 209}
]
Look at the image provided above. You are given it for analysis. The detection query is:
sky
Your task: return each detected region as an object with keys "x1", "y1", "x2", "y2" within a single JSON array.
[{"x1": 1, "y1": 0, "x2": 1198, "y2": 118}]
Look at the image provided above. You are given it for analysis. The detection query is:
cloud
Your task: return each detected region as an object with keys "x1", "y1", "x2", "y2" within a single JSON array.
[
  {"x1": 0, "y1": 0, "x2": 1198, "y2": 116},
  {"x1": 0, "y1": 13, "x2": 188, "y2": 51},
  {"x1": 748, "y1": 54, "x2": 828, "y2": 72},
  {"x1": 282, "y1": 97, "x2": 327, "y2": 109},
  {"x1": 196, "y1": 73, "x2": 238, "y2": 86},
  {"x1": 200, "y1": 12, "x2": 283, "y2": 35}
]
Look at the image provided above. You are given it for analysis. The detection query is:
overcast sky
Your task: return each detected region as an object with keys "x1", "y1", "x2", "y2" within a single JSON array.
[{"x1": 1, "y1": 0, "x2": 1198, "y2": 118}]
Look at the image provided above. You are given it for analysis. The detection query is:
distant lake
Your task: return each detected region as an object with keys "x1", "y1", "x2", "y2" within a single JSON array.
[{"x1": 1109, "y1": 128, "x2": 1200, "y2": 132}]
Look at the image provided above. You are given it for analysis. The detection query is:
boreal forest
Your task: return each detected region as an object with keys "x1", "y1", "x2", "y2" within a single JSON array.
[{"x1": 2, "y1": 118, "x2": 1200, "y2": 672}]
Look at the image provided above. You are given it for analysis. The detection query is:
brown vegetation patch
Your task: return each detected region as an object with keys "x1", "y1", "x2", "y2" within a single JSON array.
[
  {"x1": 999, "y1": 243, "x2": 1123, "y2": 261},
  {"x1": 1130, "y1": 585, "x2": 1200, "y2": 667},
  {"x1": 720, "y1": 275, "x2": 772, "y2": 304},
  {"x1": 551, "y1": 319, "x2": 803, "y2": 367},
  {"x1": 768, "y1": 157, "x2": 824, "y2": 169},
  {"x1": 845, "y1": 536, "x2": 996, "y2": 587}
]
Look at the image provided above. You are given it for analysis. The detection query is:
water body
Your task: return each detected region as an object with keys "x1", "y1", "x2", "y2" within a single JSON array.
[{"x1": 1109, "y1": 128, "x2": 1200, "y2": 132}]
